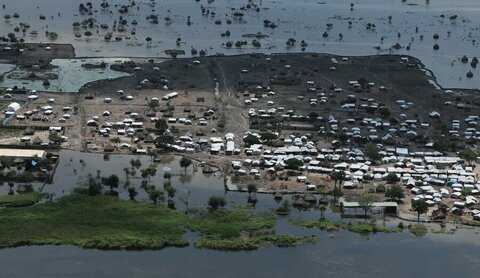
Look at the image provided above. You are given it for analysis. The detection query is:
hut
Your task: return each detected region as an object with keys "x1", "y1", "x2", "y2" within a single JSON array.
[
  {"x1": 23, "y1": 127, "x2": 35, "y2": 136},
  {"x1": 104, "y1": 144, "x2": 115, "y2": 152},
  {"x1": 32, "y1": 136, "x2": 43, "y2": 145}
]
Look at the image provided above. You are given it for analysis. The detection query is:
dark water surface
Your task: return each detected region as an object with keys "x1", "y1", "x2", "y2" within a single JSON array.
[{"x1": 0, "y1": 150, "x2": 479, "y2": 277}]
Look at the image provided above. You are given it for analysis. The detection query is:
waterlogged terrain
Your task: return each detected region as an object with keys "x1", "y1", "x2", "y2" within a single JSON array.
[
  {"x1": 1, "y1": 0, "x2": 480, "y2": 88},
  {"x1": 0, "y1": 58, "x2": 131, "y2": 92},
  {"x1": 0, "y1": 150, "x2": 478, "y2": 276}
]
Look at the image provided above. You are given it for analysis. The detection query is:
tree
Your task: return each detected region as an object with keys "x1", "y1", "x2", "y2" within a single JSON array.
[
  {"x1": 285, "y1": 158, "x2": 303, "y2": 170},
  {"x1": 318, "y1": 204, "x2": 327, "y2": 220},
  {"x1": 179, "y1": 157, "x2": 192, "y2": 174},
  {"x1": 110, "y1": 137, "x2": 121, "y2": 146},
  {"x1": 123, "y1": 167, "x2": 130, "y2": 181},
  {"x1": 330, "y1": 170, "x2": 346, "y2": 190},
  {"x1": 155, "y1": 119, "x2": 168, "y2": 134},
  {"x1": 20, "y1": 171, "x2": 34, "y2": 186},
  {"x1": 386, "y1": 172, "x2": 400, "y2": 184},
  {"x1": 461, "y1": 188, "x2": 472, "y2": 197},
  {"x1": 165, "y1": 185, "x2": 176, "y2": 200},
  {"x1": 87, "y1": 176, "x2": 102, "y2": 196},
  {"x1": 102, "y1": 174, "x2": 119, "y2": 194},
  {"x1": 385, "y1": 184, "x2": 405, "y2": 202},
  {"x1": 378, "y1": 107, "x2": 391, "y2": 118},
  {"x1": 365, "y1": 143, "x2": 382, "y2": 162},
  {"x1": 412, "y1": 199, "x2": 429, "y2": 222},
  {"x1": 164, "y1": 172, "x2": 172, "y2": 183},
  {"x1": 147, "y1": 149, "x2": 158, "y2": 162},
  {"x1": 358, "y1": 193, "x2": 374, "y2": 221},
  {"x1": 208, "y1": 196, "x2": 226, "y2": 211},
  {"x1": 155, "y1": 135, "x2": 174, "y2": 148},
  {"x1": 179, "y1": 190, "x2": 190, "y2": 214},
  {"x1": 247, "y1": 183, "x2": 257, "y2": 196},
  {"x1": 357, "y1": 77, "x2": 369, "y2": 90},
  {"x1": 148, "y1": 189, "x2": 163, "y2": 205},
  {"x1": 127, "y1": 186, "x2": 138, "y2": 200},
  {"x1": 459, "y1": 148, "x2": 477, "y2": 165}
]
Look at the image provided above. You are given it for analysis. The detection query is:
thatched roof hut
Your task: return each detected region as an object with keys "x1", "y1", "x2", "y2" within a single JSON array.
[
  {"x1": 23, "y1": 127, "x2": 35, "y2": 135},
  {"x1": 104, "y1": 144, "x2": 115, "y2": 152},
  {"x1": 32, "y1": 136, "x2": 43, "y2": 145}
]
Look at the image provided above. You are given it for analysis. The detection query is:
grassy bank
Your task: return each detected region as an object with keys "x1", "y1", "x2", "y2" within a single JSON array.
[
  {"x1": 189, "y1": 209, "x2": 313, "y2": 250},
  {"x1": 293, "y1": 219, "x2": 401, "y2": 234},
  {"x1": 0, "y1": 192, "x2": 50, "y2": 207},
  {"x1": 0, "y1": 194, "x2": 189, "y2": 249}
]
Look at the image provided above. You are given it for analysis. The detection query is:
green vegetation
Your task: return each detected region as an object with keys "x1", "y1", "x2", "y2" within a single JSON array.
[
  {"x1": 284, "y1": 158, "x2": 303, "y2": 170},
  {"x1": 409, "y1": 224, "x2": 428, "y2": 237},
  {"x1": 365, "y1": 143, "x2": 382, "y2": 162},
  {"x1": 412, "y1": 199, "x2": 429, "y2": 222},
  {"x1": 293, "y1": 219, "x2": 342, "y2": 231},
  {"x1": 385, "y1": 184, "x2": 405, "y2": 202},
  {"x1": 0, "y1": 128, "x2": 22, "y2": 139},
  {"x1": 189, "y1": 209, "x2": 311, "y2": 250},
  {"x1": 459, "y1": 148, "x2": 477, "y2": 165},
  {"x1": 385, "y1": 172, "x2": 400, "y2": 184},
  {"x1": 179, "y1": 157, "x2": 192, "y2": 173},
  {"x1": 0, "y1": 192, "x2": 49, "y2": 207},
  {"x1": 208, "y1": 196, "x2": 226, "y2": 211},
  {"x1": 0, "y1": 194, "x2": 189, "y2": 249},
  {"x1": 357, "y1": 193, "x2": 374, "y2": 220},
  {"x1": 293, "y1": 219, "x2": 401, "y2": 234}
]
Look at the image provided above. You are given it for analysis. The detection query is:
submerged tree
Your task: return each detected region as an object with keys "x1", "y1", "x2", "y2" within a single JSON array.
[
  {"x1": 127, "y1": 186, "x2": 138, "y2": 201},
  {"x1": 179, "y1": 157, "x2": 192, "y2": 174},
  {"x1": 318, "y1": 204, "x2": 327, "y2": 220},
  {"x1": 208, "y1": 195, "x2": 226, "y2": 211}
]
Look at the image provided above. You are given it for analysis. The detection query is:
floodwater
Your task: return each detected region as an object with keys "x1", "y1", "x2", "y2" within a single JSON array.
[
  {"x1": 1, "y1": 0, "x2": 480, "y2": 88},
  {"x1": 1, "y1": 150, "x2": 480, "y2": 277},
  {"x1": 0, "y1": 58, "x2": 130, "y2": 92},
  {"x1": 2, "y1": 0, "x2": 480, "y2": 275}
]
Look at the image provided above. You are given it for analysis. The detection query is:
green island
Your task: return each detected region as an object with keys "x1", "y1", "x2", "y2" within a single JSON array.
[
  {"x1": 0, "y1": 193, "x2": 313, "y2": 250},
  {"x1": 293, "y1": 219, "x2": 402, "y2": 234},
  {"x1": 0, "y1": 194, "x2": 189, "y2": 249},
  {"x1": 189, "y1": 208, "x2": 314, "y2": 250}
]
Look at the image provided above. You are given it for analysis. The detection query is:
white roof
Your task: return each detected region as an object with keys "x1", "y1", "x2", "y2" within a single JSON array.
[{"x1": 0, "y1": 149, "x2": 45, "y2": 158}]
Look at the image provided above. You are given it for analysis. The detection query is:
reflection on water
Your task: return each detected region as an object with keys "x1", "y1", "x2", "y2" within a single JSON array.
[
  {"x1": 0, "y1": 150, "x2": 478, "y2": 277},
  {"x1": 0, "y1": 0, "x2": 479, "y2": 88}
]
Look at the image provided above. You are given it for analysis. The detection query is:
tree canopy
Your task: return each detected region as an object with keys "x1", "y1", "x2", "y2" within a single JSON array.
[
  {"x1": 208, "y1": 196, "x2": 226, "y2": 211},
  {"x1": 385, "y1": 184, "x2": 405, "y2": 202},
  {"x1": 412, "y1": 199, "x2": 429, "y2": 222},
  {"x1": 357, "y1": 193, "x2": 374, "y2": 220},
  {"x1": 285, "y1": 158, "x2": 304, "y2": 170},
  {"x1": 365, "y1": 143, "x2": 382, "y2": 162},
  {"x1": 459, "y1": 148, "x2": 477, "y2": 165}
]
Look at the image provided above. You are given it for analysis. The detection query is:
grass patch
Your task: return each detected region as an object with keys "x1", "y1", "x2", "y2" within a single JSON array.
[
  {"x1": 189, "y1": 209, "x2": 312, "y2": 250},
  {"x1": 0, "y1": 194, "x2": 189, "y2": 249},
  {"x1": 347, "y1": 222, "x2": 401, "y2": 234},
  {"x1": 293, "y1": 219, "x2": 401, "y2": 234},
  {"x1": 0, "y1": 127, "x2": 22, "y2": 139},
  {"x1": 292, "y1": 219, "x2": 342, "y2": 231},
  {"x1": 0, "y1": 192, "x2": 50, "y2": 207},
  {"x1": 408, "y1": 224, "x2": 428, "y2": 237}
]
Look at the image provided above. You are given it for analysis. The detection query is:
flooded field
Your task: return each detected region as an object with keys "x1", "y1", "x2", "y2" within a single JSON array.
[
  {"x1": 1, "y1": 0, "x2": 480, "y2": 276},
  {"x1": 1, "y1": 0, "x2": 479, "y2": 88},
  {"x1": 0, "y1": 58, "x2": 130, "y2": 92}
]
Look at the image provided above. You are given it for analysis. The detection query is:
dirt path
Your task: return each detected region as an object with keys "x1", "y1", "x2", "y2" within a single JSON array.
[{"x1": 213, "y1": 58, "x2": 249, "y2": 134}]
